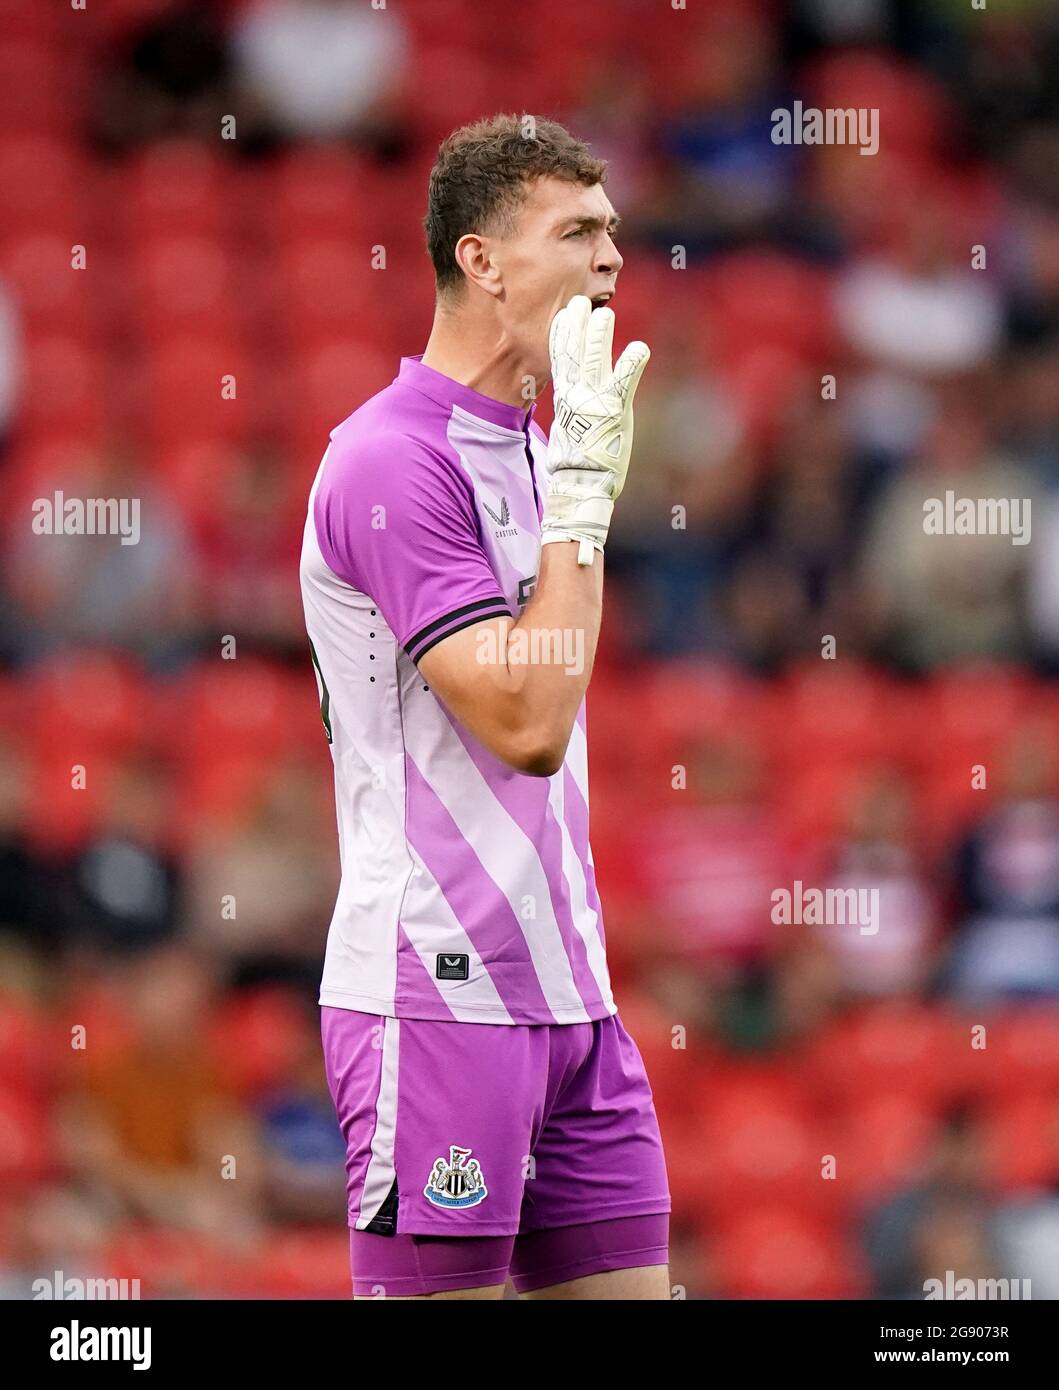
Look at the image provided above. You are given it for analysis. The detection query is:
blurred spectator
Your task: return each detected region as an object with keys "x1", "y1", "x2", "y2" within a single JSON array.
[
  {"x1": 994, "y1": 1103, "x2": 1059, "y2": 1301},
  {"x1": 58, "y1": 946, "x2": 263, "y2": 1239},
  {"x1": 860, "y1": 395, "x2": 1039, "y2": 671},
  {"x1": 810, "y1": 767, "x2": 937, "y2": 997},
  {"x1": 632, "y1": 733, "x2": 789, "y2": 973},
  {"x1": 862, "y1": 1102, "x2": 1000, "y2": 1299},
  {"x1": 230, "y1": 0, "x2": 410, "y2": 155},
  {"x1": 942, "y1": 723, "x2": 1059, "y2": 1003},
  {"x1": 652, "y1": 9, "x2": 795, "y2": 252},
  {"x1": 256, "y1": 1016, "x2": 347, "y2": 1224},
  {"x1": 609, "y1": 321, "x2": 751, "y2": 655},
  {"x1": 91, "y1": 1, "x2": 233, "y2": 156},
  {"x1": 0, "y1": 739, "x2": 56, "y2": 948},
  {"x1": 188, "y1": 757, "x2": 337, "y2": 985},
  {"x1": 834, "y1": 193, "x2": 1004, "y2": 375},
  {"x1": 56, "y1": 755, "x2": 185, "y2": 954},
  {"x1": 187, "y1": 442, "x2": 306, "y2": 650},
  {"x1": 3, "y1": 446, "x2": 193, "y2": 668}
]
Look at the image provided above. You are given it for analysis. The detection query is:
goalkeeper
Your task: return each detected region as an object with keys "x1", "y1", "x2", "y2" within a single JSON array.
[{"x1": 300, "y1": 112, "x2": 669, "y2": 1301}]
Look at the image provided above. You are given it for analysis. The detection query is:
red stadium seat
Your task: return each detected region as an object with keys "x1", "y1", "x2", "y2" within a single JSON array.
[
  {"x1": 209, "y1": 989, "x2": 313, "y2": 1100},
  {"x1": 122, "y1": 141, "x2": 233, "y2": 240},
  {"x1": 169, "y1": 665, "x2": 305, "y2": 814},
  {"x1": 0, "y1": 1086, "x2": 52, "y2": 1186},
  {"x1": 986, "y1": 1096, "x2": 1058, "y2": 1194},
  {"x1": 259, "y1": 1228, "x2": 351, "y2": 1299},
  {"x1": 23, "y1": 652, "x2": 146, "y2": 760},
  {"x1": 641, "y1": 661, "x2": 769, "y2": 763},
  {"x1": 103, "y1": 1227, "x2": 209, "y2": 1299},
  {"x1": 0, "y1": 999, "x2": 54, "y2": 1099},
  {"x1": 776, "y1": 662, "x2": 915, "y2": 773},
  {"x1": 707, "y1": 252, "x2": 835, "y2": 364},
  {"x1": 0, "y1": 232, "x2": 95, "y2": 337},
  {"x1": 264, "y1": 146, "x2": 377, "y2": 246},
  {"x1": 713, "y1": 1206, "x2": 868, "y2": 1298},
  {"x1": 805, "y1": 51, "x2": 952, "y2": 163},
  {"x1": 140, "y1": 337, "x2": 252, "y2": 447},
  {"x1": 922, "y1": 665, "x2": 1031, "y2": 770},
  {"x1": 0, "y1": 135, "x2": 87, "y2": 237},
  {"x1": 798, "y1": 1002, "x2": 971, "y2": 1109},
  {"x1": 18, "y1": 336, "x2": 105, "y2": 442},
  {"x1": 129, "y1": 235, "x2": 238, "y2": 338},
  {"x1": 837, "y1": 1092, "x2": 938, "y2": 1201},
  {"x1": 970, "y1": 1009, "x2": 1059, "y2": 1099},
  {"x1": 0, "y1": 39, "x2": 80, "y2": 136},
  {"x1": 281, "y1": 338, "x2": 394, "y2": 457},
  {"x1": 694, "y1": 1065, "x2": 841, "y2": 1218}
]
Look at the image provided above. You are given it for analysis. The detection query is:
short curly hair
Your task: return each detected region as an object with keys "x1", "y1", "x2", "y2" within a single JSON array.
[{"x1": 424, "y1": 112, "x2": 607, "y2": 296}]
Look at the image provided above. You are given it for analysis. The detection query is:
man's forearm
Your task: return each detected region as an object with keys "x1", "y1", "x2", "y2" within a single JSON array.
[{"x1": 505, "y1": 537, "x2": 603, "y2": 720}]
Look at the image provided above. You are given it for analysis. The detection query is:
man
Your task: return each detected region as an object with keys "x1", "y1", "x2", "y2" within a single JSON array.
[{"x1": 300, "y1": 113, "x2": 669, "y2": 1300}]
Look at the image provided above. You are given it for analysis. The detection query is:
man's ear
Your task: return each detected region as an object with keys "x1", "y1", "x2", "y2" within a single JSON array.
[{"x1": 453, "y1": 233, "x2": 503, "y2": 299}]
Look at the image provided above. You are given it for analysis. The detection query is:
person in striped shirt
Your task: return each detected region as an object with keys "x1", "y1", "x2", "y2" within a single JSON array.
[{"x1": 301, "y1": 113, "x2": 669, "y2": 1300}]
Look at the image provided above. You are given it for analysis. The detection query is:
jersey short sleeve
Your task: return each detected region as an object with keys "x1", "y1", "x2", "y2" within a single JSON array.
[{"x1": 314, "y1": 430, "x2": 512, "y2": 663}]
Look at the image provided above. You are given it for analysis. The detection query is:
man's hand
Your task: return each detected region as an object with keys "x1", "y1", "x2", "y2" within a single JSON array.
[{"x1": 541, "y1": 294, "x2": 651, "y2": 565}]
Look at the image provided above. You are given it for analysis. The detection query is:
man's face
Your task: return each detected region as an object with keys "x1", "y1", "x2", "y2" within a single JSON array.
[{"x1": 489, "y1": 175, "x2": 623, "y2": 380}]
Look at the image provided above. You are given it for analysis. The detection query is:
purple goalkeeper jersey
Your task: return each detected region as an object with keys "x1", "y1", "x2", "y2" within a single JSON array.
[{"x1": 300, "y1": 355, "x2": 616, "y2": 1026}]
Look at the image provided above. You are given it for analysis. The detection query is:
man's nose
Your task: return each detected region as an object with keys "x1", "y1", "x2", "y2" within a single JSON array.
[{"x1": 597, "y1": 238, "x2": 623, "y2": 275}]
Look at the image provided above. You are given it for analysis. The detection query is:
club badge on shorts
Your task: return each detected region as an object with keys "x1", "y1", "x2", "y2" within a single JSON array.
[{"x1": 424, "y1": 1145, "x2": 488, "y2": 1209}]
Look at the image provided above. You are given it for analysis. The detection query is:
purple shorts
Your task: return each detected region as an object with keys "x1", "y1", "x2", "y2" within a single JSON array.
[{"x1": 321, "y1": 1007, "x2": 671, "y2": 1295}]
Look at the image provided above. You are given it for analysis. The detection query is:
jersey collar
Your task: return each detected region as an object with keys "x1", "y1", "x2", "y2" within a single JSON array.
[{"x1": 398, "y1": 355, "x2": 537, "y2": 433}]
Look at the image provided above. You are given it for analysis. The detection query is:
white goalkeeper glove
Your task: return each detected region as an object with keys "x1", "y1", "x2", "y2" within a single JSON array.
[{"x1": 541, "y1": 293, "x2": 651, "y2": 565}]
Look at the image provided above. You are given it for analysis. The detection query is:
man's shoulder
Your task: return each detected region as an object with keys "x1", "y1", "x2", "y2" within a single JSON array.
[{"x1": 324, "y1": 378, "x2": 457, "y2": 484}]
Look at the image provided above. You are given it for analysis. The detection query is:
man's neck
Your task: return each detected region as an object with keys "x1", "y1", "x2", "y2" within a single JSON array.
[{"x1": 421, "y1": 305, "x2": 543, "y2": 409}]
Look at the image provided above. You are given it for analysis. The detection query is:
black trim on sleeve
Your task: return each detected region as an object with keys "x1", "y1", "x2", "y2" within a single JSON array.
[
  {"x1": 404, "y1": 597, "x2": 512, "y2": 662},
  {"x1": 363, "y1": 1176, "x2": 399, "y2": 1236}
]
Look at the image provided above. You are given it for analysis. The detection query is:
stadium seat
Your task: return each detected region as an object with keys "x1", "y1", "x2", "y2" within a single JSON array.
[
  {"x1": 258, "y1": 1228, "x2": 351, "y2": 1299},
  {"x1": 140, "y1": 336, "x2": 251, "y2": 447},
  {"x1": 0, "y1": 1086, "x2": 52, "y2": 1187},
  {"x1": 970, "y1": 1009, "x2": 1059, "y2": 1099},
  {"x1": 986, "y1": 1096, "x2": 1058, "y2": 1194},
  {"x1": 776, "y1": 662, "x2": 915, "y2": 773},
  {"x1": 0, "y1": 999, "x2": 54, "y2": 1099},
  {"x1": 0, "y1": 232, "x2": 95, "y2": 337},
  {"x1": 129, "y1": 235, "x2": 238, "y2": 339},
  {"x1": 694, "y1": 1065, "x2": 841, "y2": 1217},
  {"x1": 0, "y1": 135, "x2": 88, "y2": 236},
  {"x1": 798, "y1": 1002, "x2": 971, "y2": 1109},
  {"x1": 122, "y1": 141, "x2": 232, "y2": 240},
  {"x1": 23, "y1": 653, "x2": 146, "y2": 760},
  {"x1": 103, "y1": 1226, "x2": 209, "y2": 1299},
  {"x1": 837, "y1": 1092, "x2": 938, "y2": 1202},
  {"x1": 209, "y1": 989, "x2": 314, "y2": 1100},
  {"x1": 18, "y1": 336, "x2": 105, "y2": 442},
  {"x1": 922, "y1": 665, "x2": 1031, "y2": 769},
  {"x1": 713, "y1": 1206, "x2": 868, "y2": 1298}
]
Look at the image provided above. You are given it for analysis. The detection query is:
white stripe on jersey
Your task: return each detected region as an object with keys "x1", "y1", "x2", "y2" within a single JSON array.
[
  {"x1": 546, "y1": 770, "x2": 612, "y2": 1006},
  {"x1": 403, "y1": 705, "x2": 591, "y2": 1023},
  {"x1": 357, "y1": 1016, "x2": 400, "y2": 1230},
  {"x1": 399, "y1": 847, "x2": 515, "y2": 1023}
]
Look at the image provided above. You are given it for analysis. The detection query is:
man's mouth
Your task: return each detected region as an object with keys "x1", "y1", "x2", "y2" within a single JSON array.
[{"x1": 590, "y1": 292, "x2": 613, "y2": 309}]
